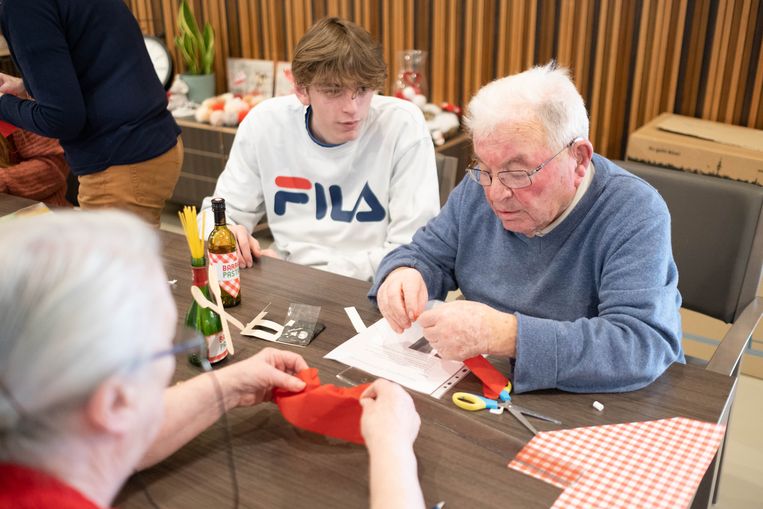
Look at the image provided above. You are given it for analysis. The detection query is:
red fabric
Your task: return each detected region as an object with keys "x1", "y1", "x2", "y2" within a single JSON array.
[
  {"x1": 0, "y1": 130, "x2": 71, "y2": 207},
  {"x1": 464, "y1": 355, "x2": 509, "y2": 399},
  {"x1": 272, "y1": 368, "x2": 369, "y2": 444},
  {"x1": 0, "y1": 463, "x2": 107, "y2": 509},
  {"x1": 0, "y1": 121, "x2": 18, "y2": 138}
]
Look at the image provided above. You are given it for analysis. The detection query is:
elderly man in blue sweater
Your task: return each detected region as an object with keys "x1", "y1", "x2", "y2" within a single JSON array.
[{"x1": 370, "y1": 63, "x2": 684, "y2": 394}]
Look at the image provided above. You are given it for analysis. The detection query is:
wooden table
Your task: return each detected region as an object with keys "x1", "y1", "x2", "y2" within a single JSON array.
[{"x1": 0, "y1": 194, "x2": 734, "y2": 508}]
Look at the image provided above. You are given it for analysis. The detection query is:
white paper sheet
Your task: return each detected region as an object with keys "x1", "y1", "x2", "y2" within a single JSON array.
[{"x1": 325, "y1": 317, "x2": 468, "y2": 397}]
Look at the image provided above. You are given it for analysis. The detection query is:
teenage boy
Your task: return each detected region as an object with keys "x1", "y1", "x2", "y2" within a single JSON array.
[{"x1": 200, "y1": 17, "x2": 439, "y2": 281}]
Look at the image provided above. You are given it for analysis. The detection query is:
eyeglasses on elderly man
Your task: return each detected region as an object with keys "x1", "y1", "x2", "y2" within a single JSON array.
[{"x1": 466, "y1": 137, "x2": 582, "y2": 189}]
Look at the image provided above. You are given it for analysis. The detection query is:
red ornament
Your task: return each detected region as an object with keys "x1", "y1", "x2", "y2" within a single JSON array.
[{"x1": 440, "y1": 102, "x2": 462, "y2": 116}]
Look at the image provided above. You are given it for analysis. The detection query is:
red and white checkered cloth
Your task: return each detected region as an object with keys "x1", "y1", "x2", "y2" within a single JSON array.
[
  {"x1": 208, "y1": 252, "x2": 240, "y2": 298},
  {"x1": 508, "y1": 417, "x2": 725, "y2": 509}
]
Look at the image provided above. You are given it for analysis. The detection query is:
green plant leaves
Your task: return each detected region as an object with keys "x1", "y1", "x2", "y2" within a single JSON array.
[
  {"x1": 176, "y1": 0, "x2": 214, "y2": 75},
  {"x1": 202, "y1": 23, "x2": 215, "y2": 75}
]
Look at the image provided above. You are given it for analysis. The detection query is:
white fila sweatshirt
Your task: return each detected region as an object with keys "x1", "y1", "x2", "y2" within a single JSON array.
[{"x1": 200, "y1": 94, "x2": 440, "y2": 281}]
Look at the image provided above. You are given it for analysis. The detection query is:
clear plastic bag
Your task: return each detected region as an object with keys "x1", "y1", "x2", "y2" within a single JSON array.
[{"x1": 278, "y1": 303, "x2": 322, "y2": 346}]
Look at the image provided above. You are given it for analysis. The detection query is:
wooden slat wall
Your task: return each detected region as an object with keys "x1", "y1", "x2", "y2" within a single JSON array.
[{"x1": 131, "y1": 0, "x2": 763, "y2": 160}]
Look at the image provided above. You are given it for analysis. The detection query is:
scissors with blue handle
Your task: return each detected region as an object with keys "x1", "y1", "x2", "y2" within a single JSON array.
[{"x1": 452, "y1": 385, "x2": 561, "y2": 436}]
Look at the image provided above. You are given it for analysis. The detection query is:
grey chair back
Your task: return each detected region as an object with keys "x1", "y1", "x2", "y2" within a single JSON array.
[
  {"x1": 435, "y1": 153, "x2": 459, "y2": 207},
  {"x1": 619, "y1": 160, "x2": 763, "y2": 507},
  {"x1": 617, "y1": 160, "x2": 763, "y2": 324}
]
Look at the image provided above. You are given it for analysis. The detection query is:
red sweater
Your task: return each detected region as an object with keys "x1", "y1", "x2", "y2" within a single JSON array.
[
  {"x1": 0, "y1": 463, "x2": 105, "y2": 509},
  {"x1": 0, "y1": 130, "x2": 71, "y2": 207}
]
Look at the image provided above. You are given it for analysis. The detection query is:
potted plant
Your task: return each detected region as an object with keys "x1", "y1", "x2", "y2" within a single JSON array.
[{"x1": 175, "y1": 0, "x2": 215, "y2": 104}]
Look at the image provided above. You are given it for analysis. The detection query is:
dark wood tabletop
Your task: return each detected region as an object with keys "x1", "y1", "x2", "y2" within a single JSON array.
[{"x1": 0, "y1": 194, "x2": 734, "y2": 508}]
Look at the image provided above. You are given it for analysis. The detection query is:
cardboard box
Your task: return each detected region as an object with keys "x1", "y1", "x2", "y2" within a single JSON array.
[
  {"x1": 681, "y1": 302, "x2": 763, "y2": 380},
  {"x1": 626, "y1": 113, "x2": 763, "y2": 186}
]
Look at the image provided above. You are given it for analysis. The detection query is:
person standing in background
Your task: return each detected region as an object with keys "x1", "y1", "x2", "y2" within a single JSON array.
[{"x1": 0, "y1": 0, "x2": 182, "y2": 227}]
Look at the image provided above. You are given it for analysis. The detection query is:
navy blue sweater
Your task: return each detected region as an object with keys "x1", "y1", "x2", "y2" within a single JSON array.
[
  {"x1": 370, "y1": 155, "x2": 684, "y2": 393},
  {"x1": 0, "y1": 0, "x2": 180, "y2": 175}
]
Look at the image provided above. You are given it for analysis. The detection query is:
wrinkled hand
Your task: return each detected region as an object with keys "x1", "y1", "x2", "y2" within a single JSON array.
[
  {"x1": 417, "y1": 301, "x2": 517, "y2": 360},
  {"x1": 359, "y1": 379, "x2": 420, "y2": 449},
  {"x1": 217, "y1": 347, "x2": 308, "y2": 409},
  {"x1": 376, "y1": 267, "x2": 428, "y2": 333},
  {"x1": 0, "y1": 73, "x2": 28, "y2": 98},
  {"x1": 229, "y1": 224, "x2": 281, "y2": 268}
]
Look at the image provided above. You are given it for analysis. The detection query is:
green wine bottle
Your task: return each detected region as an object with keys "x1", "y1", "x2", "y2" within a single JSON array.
[
  {"x1": 186, "y1": 257, "x2": 228, "y2": 366},
  {"x1": 208, "y1": 198, "x2": 241, "y2": 308}
]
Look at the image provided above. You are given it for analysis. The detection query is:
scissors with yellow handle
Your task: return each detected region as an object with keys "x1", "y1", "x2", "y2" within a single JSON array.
[
  {"x1": 452, "y1": 385, "x2": 561, "y2": 436},
  {"x1": 452, "y1": 381, "x2": 512, "y2": 409}
]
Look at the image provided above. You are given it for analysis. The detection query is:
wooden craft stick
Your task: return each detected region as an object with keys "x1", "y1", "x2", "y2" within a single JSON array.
[
  {"x1": 189, "y1": 285, "x2": 246, "y2": 331},
  {"x1": 240, "y1": 323, "x2": 284, "y2": 342},
  {"x1": 242, "y1": 302, "x2": 272, "y2": 334}
]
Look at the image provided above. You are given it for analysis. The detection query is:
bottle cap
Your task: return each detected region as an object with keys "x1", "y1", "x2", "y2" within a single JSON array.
[
  {"x1": 211, "y1": 198, "x2": 226, "y2": 211},
  {"x1": 211, "y1": 198, "x2": 227, "y2": 225}
]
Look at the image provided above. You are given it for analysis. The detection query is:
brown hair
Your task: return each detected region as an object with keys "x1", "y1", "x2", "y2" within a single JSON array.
[{"x1": 291, "y1": 17, "x2": 386, "y2": 91}]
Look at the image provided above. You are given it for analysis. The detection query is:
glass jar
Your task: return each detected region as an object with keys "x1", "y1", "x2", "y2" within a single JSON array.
[{"x1": 393, "y1": 50, "x2": 428, "y2": 104}]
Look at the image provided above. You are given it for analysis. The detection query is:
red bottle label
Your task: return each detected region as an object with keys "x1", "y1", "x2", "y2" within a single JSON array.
[
  {"x1": 191, "y1": 265, "x2": 208, "y2": 287},
  {"x1": 209, "y1": 252, "x2": 240, "y2": 298},
  {"x1": 207, "y1": 330, "x2": 228, "y2": 363}
]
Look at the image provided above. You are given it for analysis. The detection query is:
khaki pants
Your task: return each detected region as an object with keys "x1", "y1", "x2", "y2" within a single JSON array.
[{"x1": 78, "y1": 136, "x2": 183, "y2": 227}]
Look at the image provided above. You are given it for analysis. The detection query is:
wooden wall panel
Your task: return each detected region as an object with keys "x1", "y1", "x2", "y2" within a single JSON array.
[
  {"x1": 751, "y1": 8, "x2": 763, "y2": 127},
  {"x1": 131, "y1": 0, "x2": 763, "y2": 160}
]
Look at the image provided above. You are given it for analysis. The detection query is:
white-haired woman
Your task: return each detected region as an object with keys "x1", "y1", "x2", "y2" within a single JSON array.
[{"x1": 0, "y1": 211, "x2": 423, "y2": 509}]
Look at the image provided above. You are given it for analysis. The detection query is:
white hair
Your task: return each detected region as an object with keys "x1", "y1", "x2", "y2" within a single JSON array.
[
  {"x1": 464, "y1": 61, "x2": 589, "y2": 150},
  {"x1": 0, "y1": 211, "x2": 174, "y2": 453}
]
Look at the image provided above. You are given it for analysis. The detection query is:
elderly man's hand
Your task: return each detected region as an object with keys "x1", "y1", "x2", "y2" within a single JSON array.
[
  {"x1": 359, "y1": 379, "x2": 420, "y2": 449},
  {"x1": 417, "y1": 301, "x2": 517, "y2": 360},
  {"x1": 219, "y1": 347, "x2": 308, "y2": 409},
  {"x1": 376, "y1": 267, "x2": 428, "y2": 333}
]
